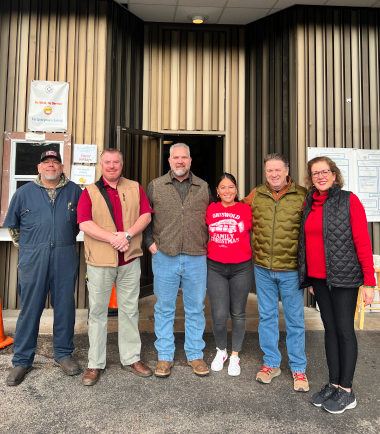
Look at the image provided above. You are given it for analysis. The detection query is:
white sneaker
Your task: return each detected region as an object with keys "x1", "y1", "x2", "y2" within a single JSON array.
[
  {"x1": 211, "y1": 348, "x2": 228, "y2": 371},
  {"x1": 228, "y1": 355, "x2": 241, "y2": 376}
]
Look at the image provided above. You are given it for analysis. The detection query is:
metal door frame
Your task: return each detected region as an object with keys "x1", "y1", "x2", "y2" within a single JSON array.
[
  {"x1": 116, "y1": 126, "x2": 164, "y2": 176},
  {"x1": 116, "y1": 126, "x2": 164, "y2": 298}
]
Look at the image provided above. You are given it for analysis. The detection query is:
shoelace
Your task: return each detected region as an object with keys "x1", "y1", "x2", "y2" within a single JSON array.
[
  {"x1": 293, "y1": 373, "x2": 307, "y2": 382},
  {"x1": 260, "y1": 366, "x2": 273, "y2": 375},
  {"x1": 331, "y1": 388, "x2": 347, "y2": 401}
]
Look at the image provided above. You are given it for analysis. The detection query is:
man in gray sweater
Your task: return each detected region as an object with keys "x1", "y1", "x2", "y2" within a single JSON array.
[{"x1": 143, "y1": 143, "x2": 213, "y2": 378}]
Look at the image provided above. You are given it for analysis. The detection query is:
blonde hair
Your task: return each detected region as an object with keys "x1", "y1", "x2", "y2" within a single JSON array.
[
  {"x1": 100, "y1": 148, "x2": 123, "y2": 161},
  {"x1": 305, "y1": 156, "x2": 344, "y2": 192}
]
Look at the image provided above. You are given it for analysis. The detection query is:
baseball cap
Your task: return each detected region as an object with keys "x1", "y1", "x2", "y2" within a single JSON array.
[{"x1": 40, "y1": 149, "x2": 62, "y2": 163}]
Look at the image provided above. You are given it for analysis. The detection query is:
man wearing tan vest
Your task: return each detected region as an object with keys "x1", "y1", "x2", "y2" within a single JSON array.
[{"x1": 77, "y1": 148, "x2": 153, "y2": 385}]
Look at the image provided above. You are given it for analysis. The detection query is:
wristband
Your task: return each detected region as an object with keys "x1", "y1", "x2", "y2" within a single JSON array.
[{"x1": 362, "y1": 285, "x2": 375, "y2": 288}]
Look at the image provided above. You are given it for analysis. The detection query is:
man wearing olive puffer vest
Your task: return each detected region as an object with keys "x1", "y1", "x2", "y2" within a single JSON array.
[{"x1": 242, "y1": 153, "x2": 309, "y2": 392}]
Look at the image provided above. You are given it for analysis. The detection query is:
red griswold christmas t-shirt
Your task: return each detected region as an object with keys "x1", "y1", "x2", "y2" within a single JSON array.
[{"x1": 206, "y1": 201, "x2": 253, "y2": 264}]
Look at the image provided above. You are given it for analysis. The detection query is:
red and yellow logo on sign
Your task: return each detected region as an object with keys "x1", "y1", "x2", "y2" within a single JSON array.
[{"x1": 44, "y1": 106, "x2": 52, "y2": 115}]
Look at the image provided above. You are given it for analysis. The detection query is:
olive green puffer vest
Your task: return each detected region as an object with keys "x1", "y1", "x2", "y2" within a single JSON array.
[{"x1": 252, "y1": 181, "x2": 307, "y2": 270}]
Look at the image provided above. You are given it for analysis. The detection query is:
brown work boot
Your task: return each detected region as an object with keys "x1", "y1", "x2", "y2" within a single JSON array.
[
  {"x1": 81, "y1": 368, "x2": 104, "y2": 386},
  {"x1": 187, "y1": 359, "x2": 209, "y2": 377},
  {"x1": 154, "y1": 361, "x2": 174, "y2": 378},
  {"x1": 293, "y1": 372, "x2": 309, "y2": 392},
  {"x1": 121, "y1": 361, "x2": 152, "y2": 377},
  {"x1": 256, "y1": 365, "x2": 281, "y2": 384}
]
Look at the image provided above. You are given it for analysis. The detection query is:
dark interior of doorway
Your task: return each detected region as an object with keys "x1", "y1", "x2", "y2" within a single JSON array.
[{"x1": 163, "y1": 134, "x2": 224, "y2": 196}]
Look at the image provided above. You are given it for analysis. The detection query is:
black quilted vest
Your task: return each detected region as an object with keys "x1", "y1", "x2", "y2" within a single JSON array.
[{"x1": 298, "y1": 184, "x2": 364, "y2": 289}]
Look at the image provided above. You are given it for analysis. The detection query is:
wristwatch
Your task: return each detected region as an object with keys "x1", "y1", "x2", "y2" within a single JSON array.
[{"x1": 125, "y1": 231, "x2": 131, "y2": 242}]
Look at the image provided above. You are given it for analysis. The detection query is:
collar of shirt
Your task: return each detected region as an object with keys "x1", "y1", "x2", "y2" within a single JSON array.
[
  {"x1": 170, "y1": 170, "x2": 192, "y2": 184},
  {"x1": 266, "y1": 176, "x2": 292, "y2": 201},
  {"x1": 102, "y1": 176, "x2": 120, "y2": 189}
]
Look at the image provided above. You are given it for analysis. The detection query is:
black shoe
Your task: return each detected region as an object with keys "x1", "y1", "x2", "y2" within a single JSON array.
[
  {"x1": 310, "y1": 383, "x2": 338, "y2": 407},
  {"x1": 322, "y1": 388, "x2": 357, "y2": 414},
  {"x1": 54, "y1": 358, "x2": 80, "y2": 376},
  {"x1": 6, "y1": 366, "x2": 32, "y2": 386}
]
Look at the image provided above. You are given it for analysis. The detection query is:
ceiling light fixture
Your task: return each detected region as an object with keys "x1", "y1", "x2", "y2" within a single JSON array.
[{"x1": 188, "y1": 14, "x2": 208, "y2": 24}]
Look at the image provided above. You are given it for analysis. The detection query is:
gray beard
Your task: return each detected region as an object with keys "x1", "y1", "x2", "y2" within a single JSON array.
[
  {"x1": 172, "y1": 167, "x2": 190, "y2": 177},
  {"x1": 43, "y1": 173, "x2": 60, "y2": 181}
]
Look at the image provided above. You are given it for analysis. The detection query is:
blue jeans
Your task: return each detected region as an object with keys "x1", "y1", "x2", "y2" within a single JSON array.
[
  {"x1": 254, "y1": 265, "x2": 307, "y2": 373},
  {"x1": 152, "y1": 250, "x2": 207, "y2": 362}
]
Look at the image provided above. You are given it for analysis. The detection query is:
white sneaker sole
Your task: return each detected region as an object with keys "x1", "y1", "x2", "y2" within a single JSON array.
[
  {"x1": 228, "y1": 369, "x2": 241, "y2": 377},
  {"x1": 323, "y1": 399, "x2": 357, "y2": 414},
  {"x1": 211, "y1": 363, "x2": 225, "y2": 372}
]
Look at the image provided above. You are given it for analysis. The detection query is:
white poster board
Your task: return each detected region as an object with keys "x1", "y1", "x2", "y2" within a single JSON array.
[
  {"x1": 73, "y1": 144, "x2": 98, "y2": 163},
  {"x1": 28, "y1": 81, "x2": 69, "y2": 132},
  {"x1": 308, "y1": 148, "x2": 380, "y2": 222},
  {"x1": 71, "y1": 165, "x2": 95, "y2": 185}
]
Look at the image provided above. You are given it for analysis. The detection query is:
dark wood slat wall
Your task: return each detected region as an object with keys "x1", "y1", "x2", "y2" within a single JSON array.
[
  {"x1": 0, "y1": 0, "x2": 145, "y2": 308},
  {"x1": 104, "y1": 0, "x2": 144, "y2": 149},
  {"x1": 245, "y1": 5, "x2": 380, "y2": 273}
]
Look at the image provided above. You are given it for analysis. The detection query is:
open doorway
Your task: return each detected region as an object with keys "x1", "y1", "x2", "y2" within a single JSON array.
[{"x1": 163, "y1": 134, "x2": 224, "y2": 195}]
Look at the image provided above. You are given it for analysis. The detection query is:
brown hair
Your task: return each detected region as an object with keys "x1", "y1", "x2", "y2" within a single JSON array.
[
  {"x1": 305, "y1": 156, "x2": 344, "y2": 192},
  {"x1": 264, "y1": 153, "x2": 289, "y2": 168},
  {"x1": 100, "y1": 148, "x2": 123, "y2": 161}
]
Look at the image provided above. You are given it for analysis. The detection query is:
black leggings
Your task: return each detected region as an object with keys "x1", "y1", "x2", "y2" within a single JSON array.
[
  {"x1": 311, "y1": 278, "x2": 359, "y2": 388},
  {"x1": 207, "y1": 259, "x2": 253, "y2": 353}
]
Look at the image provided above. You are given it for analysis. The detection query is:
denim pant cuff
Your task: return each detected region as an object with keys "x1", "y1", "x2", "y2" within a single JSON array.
[
  {"x1": 186, "y1": 353, "x2": 204, "y2": 361},
  {"x1": 291, "y1": 367, "x2": 307, "y2": 374},
  {"x1": 55, "y1": 355, "x2": 72, "y2": 362},
  {"x1": 158, "y1": 355, "x2": 174, "y2": 362}
]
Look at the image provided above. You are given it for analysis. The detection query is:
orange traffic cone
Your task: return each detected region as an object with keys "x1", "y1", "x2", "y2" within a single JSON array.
[
  {"x1": 0, "y1": 298, "x2": 14, "y2": 349},
  {"x1": 109, "y1": 284, "x2": 118, "y2": 308}
]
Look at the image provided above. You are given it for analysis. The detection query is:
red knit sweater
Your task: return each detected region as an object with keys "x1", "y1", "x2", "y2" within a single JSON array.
[{"x1": 305, "y1": 191, "x2": 376, "y2": 286}]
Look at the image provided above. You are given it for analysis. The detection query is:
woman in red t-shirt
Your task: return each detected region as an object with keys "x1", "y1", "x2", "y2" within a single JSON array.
[{"x1": 206, "y1": 173, "x2": 253, "y2": 376}]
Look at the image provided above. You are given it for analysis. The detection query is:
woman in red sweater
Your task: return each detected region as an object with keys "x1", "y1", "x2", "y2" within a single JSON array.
[
  {"x1": 298, "y1": 156, "x2": 375, "y2": 414},
  {"x1": 206, "y1": 173, "x2": 253, "y2": 376}
]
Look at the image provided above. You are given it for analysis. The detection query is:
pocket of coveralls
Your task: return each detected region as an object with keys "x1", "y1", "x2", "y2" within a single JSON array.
[
  {"x1": 67, "y1": 204, "x2": 78, "y2": 223},
  {"x1": 20, "y1": 208, "x2": 40, "y2": 228}
]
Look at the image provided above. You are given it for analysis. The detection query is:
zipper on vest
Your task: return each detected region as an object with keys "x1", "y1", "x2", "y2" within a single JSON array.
[
  {"x1": 270, "y1": 202, "x2": 277, "y2": 269},
  {"x1": 181, "y1": 206, "x2": 184, "y2": 251}
]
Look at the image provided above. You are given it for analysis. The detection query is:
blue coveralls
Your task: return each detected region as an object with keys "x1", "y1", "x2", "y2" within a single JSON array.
[{"x1": 3, "y1": 180, "x2": 82, "y2": 367}]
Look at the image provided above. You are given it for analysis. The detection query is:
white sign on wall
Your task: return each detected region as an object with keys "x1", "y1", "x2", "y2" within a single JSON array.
[
  {"x1": 308, "y1": 147, "x2": 380, "y2": 222},
  {"x1": 73, "y1": 144, "x2": 98, "y2": 163},
  {"x1": 28, "y1": 80, "x2": 69, "y2": 132},
  {"x1": 71, "y1": 165, "x2": 95, "y2": 185}
]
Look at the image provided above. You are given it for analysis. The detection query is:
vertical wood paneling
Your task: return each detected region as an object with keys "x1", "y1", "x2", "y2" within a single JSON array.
[
  {"x1": 0, "y1": 0, "x2": 145, "y2": 308},
  {"x1": 186, "y1": 31, "x2": 196, "y2": 130},
  {"x1": 179, "y1": 31, "x2": 187, "y2": 130},
  {"x1": 246, "y1": 4, "x2": 380, "y2": 255},
  {"x1": 202, "y1": 32, "x2": 211, "y2": 131},
  {"x1": 170, "y1": 31, "x2": 179, "y2": 130}
]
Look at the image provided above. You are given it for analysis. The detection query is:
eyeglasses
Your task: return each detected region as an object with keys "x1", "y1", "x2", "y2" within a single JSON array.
[{"x1": 311, "y1": 169, "x2": 332, "y2": 179}]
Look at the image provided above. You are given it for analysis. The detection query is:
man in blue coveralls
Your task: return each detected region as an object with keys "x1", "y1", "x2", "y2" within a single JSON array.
[{"x1": 3, "y1": 149, "x2": 82, "y2": 386}]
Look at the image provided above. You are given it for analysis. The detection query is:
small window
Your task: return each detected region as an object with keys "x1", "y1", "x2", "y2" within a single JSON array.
[{"x1": 10, "y1": 141, "x2": 63, "y2": 197}]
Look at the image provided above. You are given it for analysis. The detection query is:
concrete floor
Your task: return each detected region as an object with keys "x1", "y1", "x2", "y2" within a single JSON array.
[
  {"x1": 1, "y1": 293, "x2": 380, "y2": 434},
  {"x1": 2, "y1": 292, "x2": 380, "y2": 335}
]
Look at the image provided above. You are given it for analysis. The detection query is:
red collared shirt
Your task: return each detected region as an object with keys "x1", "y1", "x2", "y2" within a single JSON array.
[{"x1": 77, "y1": 178, "x2": 153, "y2": 266}]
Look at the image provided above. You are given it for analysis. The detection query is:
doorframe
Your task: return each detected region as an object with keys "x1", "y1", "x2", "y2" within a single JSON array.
[{"x1": 117, "y1": 126, "x2": 165, "y2": 175}]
